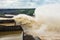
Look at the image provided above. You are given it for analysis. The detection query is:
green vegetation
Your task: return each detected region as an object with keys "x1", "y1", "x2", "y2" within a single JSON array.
[
  {"x1": 16, "y1": 9, "x2": 35, "y2": 16},
  {"x1": 0, "y1": 9, "x2": 35, "y2": 16}
]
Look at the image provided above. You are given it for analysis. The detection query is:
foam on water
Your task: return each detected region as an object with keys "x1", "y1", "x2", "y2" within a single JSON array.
[{"x1": 13, "y1": 4, "x2": 60, "y2": 40}]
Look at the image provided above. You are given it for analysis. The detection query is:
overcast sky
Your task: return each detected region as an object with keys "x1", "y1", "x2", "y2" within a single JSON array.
[{"x1": 0, "y1": 0, "x2": 60, "y2": 9}]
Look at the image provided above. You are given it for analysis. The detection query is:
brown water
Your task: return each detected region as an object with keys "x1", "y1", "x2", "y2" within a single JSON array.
[{"x1": 0, "y1": 31, "x2": 23, "y2": 40}]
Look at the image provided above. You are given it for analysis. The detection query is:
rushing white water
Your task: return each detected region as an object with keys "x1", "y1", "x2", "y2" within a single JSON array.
[
  {"x1": 34, "y1": 4, "x2": 60, "y2": 40},
  {"x1": 13, "y1": 4, "x2": 60, "y2": 40}
]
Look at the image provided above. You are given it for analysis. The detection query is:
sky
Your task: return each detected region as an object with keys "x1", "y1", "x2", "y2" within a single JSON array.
[{"x1": 0, "y1": 0, "x2": 60, "y2": 9}]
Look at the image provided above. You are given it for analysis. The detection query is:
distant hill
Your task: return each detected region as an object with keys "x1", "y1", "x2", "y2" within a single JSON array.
[{"x1": 0, "y1": 9, "x2": 35, "y2": 16}]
